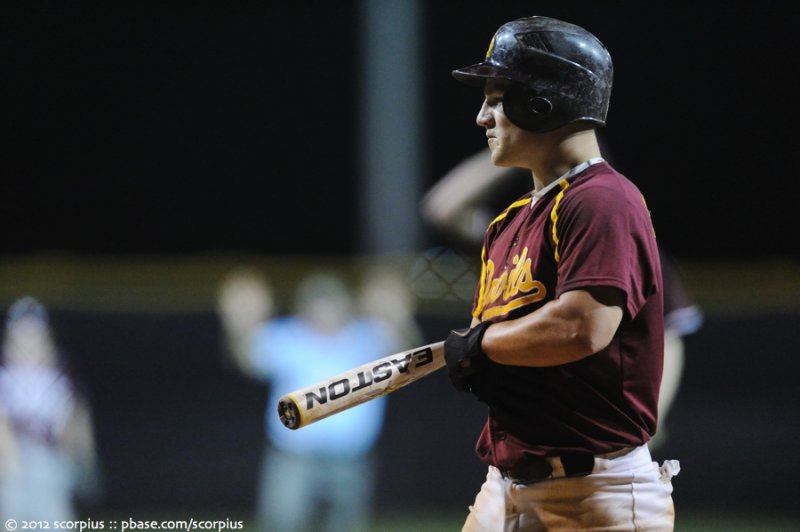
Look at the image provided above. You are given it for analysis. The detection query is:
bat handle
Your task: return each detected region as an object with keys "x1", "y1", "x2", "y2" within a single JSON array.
[{"x1": 277, "y1": 396, "x2": 301, "y2": 430}]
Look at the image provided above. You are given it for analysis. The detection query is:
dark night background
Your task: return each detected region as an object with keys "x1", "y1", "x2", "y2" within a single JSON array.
[
  {"x1": 3, "y1": 1, "x2": 799, "y2": 528},
  {"x1": 3, "y1": 2, "x2": 798, "y2": 259}
]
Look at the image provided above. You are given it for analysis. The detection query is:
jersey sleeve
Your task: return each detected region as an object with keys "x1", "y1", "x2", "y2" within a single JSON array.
[{"x1": 553, "y1": 181, "x2": 660, "y2": 319}]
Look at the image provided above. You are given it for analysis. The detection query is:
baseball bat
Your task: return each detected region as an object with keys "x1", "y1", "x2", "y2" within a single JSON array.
[{"x1": 277, "y1": 341, "x2": 445, "y2": 430}]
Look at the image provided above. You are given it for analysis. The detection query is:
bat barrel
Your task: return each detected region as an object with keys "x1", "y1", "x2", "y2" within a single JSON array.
[{"x1": 276, "y1": 341, "x2": 445, "y2": 430}]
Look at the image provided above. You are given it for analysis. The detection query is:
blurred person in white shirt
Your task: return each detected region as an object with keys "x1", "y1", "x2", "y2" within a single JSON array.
[{"x1": 0, "y1": 296, "x2": 99, "y2": 521}]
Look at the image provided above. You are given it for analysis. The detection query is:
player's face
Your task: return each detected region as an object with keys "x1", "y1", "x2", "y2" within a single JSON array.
[{"x1": 476, "y1": 80, "x2": 530, "y2": 167}]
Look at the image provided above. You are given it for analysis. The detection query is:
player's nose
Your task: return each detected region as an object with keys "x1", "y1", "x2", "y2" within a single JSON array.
[{"x1": 476, "y1": 101, "x2": 493, "y2": 128}]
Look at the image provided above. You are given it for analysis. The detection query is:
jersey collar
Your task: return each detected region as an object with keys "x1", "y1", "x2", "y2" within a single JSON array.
[{"x1": 530, "y1": 157, "x2": 604, "y2": 207}]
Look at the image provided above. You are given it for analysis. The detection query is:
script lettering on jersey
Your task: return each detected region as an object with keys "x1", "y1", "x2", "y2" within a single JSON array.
[
  {"x1": 480, "y1": 246, "x2": 546, "y2": 320},
  {"x1": 303, "y1": 347, "x2": 435, "y2": 410}
]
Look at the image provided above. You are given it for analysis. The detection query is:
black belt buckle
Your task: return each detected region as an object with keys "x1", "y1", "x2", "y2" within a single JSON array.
[
  {"x1": 503, "y1": 456, "x2": 553, "y2": 484},
  {"x1": 503, "y1": 453, "x2": 595, "y2": 484},
  {"x1": 560, "y1": 453, "x2": 595, "y2": 477}
]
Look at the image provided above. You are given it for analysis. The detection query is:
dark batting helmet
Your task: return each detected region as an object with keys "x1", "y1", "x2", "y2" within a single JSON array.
[{"x1": 452, "y1": 16, "x2": 613, "y2": 132}]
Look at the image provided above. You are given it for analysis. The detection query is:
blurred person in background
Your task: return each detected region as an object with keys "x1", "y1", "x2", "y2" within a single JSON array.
[
  {"x1": 355, "y1": 264, "x2": 423, "y2": 352},
  {"x1": 422, "y1": 149, "x2": 703, "y2": 451},
  {"x1": 217, "y1": 267, "x2": 421, "y2": 532},
  {"x1": 0, "y1": 296, "x2": 100, "y2": 520}
]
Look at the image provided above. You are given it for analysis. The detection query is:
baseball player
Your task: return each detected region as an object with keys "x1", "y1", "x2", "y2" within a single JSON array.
[{"x1": 442, "y1": 16, "x2": 680, "y2": 530}]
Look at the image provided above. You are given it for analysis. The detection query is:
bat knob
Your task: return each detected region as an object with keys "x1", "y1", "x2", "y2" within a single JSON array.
[{"x1": 277, "y1": 397, "x2": 301, "y2": 430}]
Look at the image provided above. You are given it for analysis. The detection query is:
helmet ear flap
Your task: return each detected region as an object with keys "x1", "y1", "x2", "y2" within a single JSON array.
[{"x1": 503, "y1": 83, "x2": 553, "y2": 132}]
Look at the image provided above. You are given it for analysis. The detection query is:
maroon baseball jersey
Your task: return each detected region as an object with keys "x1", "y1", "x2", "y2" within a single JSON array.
[{"x1": 471, "y1": 160, "x2": 664, "y2": 468}]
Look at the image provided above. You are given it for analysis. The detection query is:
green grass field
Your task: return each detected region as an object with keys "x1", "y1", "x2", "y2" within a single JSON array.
[
  {"x1": 371, "y1": 512, "x2": 799, "y2": 531},
  {"x1": 91, "y1": 508, "x2": 799, "y2": 532}
]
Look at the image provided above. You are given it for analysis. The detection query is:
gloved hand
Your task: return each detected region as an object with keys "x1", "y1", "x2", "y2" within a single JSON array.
[{"x1": 444, "y1": 321, "x2": 493, "y2": 393}]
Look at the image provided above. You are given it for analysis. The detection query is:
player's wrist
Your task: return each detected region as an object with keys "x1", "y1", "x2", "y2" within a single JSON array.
[{"x1": 444, "y1": 321, "x2": 493, "y2": 392}]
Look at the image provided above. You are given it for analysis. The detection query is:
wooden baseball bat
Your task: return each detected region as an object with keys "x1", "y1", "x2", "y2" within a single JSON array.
[{"x1": 277, "y1": 341, "x2": 445, "y2": 429}]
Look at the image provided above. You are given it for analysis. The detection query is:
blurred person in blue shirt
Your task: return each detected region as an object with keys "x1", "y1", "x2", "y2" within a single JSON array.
[{"x1": 218, "y1": 268, "x2": 420, "y2": 532}]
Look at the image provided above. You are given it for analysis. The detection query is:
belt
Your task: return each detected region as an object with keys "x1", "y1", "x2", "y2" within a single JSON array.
[{"x1": 498, "y1": 447, "x2": 634, "y2": 484}]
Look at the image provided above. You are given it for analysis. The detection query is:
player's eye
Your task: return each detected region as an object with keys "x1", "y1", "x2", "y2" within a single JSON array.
[{"x1": 484, "y1": 95, "x2": 501, "y2": 107}]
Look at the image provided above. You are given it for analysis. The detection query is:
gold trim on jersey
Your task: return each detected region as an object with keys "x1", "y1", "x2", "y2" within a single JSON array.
[
  {"x1": 550, "y1": 180, "x2": 572, "y2": 263},
  {"x1": 641, "y1": 194, "x2": 657, "y2": 238}
]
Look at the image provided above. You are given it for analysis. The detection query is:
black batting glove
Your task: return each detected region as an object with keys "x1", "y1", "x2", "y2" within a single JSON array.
[{"x1": 444, "y1": 321, "x2": 493, "y2": 393}]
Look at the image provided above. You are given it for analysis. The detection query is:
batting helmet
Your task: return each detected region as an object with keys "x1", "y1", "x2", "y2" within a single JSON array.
[{"x1": 452, "y1": 16, "x2": 613, "y2": 132}]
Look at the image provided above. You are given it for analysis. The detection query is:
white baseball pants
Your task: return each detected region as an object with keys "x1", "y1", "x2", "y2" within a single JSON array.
[{"x1": 462, "y1": 444, "x2": 680, "y2": 531}]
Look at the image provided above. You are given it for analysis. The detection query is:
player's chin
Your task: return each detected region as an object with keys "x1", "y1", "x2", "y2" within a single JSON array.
[{"x1": 490, "y1": 148, "x2": 511, "y2": 167}]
